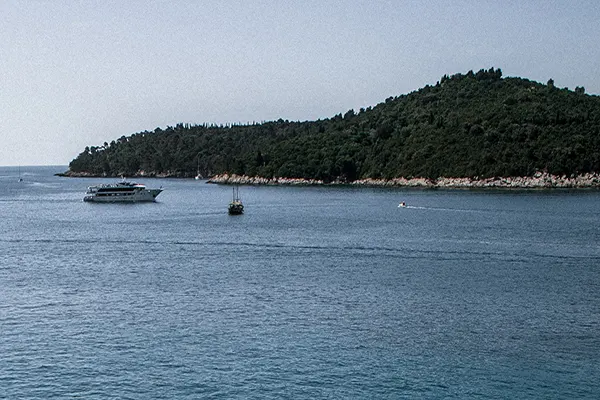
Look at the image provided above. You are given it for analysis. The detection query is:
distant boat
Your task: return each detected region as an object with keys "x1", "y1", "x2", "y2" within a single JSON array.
[
  {"x1": 228, "y1": 186, "x2": 244, "y2": 215},
  {"x1": 84, "y1": 180, "x2": 163, "y2": 202},
  {"x1": 18, "y1": 166, "x2": 23, "y2": 182},
  {"x1": 195, "y1": 154, "x2": 203, "y2": 180},
  {"x1": 398, "y1": 201, "x2": 406, "y2": 208}
]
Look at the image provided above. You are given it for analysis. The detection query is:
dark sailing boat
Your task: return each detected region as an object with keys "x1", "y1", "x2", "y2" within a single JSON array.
[{"x1": 228, "y1": 186, "x2": 244, "y2": 215}]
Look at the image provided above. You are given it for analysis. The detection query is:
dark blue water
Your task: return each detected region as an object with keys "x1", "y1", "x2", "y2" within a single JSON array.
[{"x1": 1, "y1": 166, "x2": 599, "y2": 399}]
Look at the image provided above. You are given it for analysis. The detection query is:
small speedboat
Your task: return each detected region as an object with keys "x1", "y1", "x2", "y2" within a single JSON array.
[{"x1": 398, "y1": 202, "x2": 406, "y2": 208}]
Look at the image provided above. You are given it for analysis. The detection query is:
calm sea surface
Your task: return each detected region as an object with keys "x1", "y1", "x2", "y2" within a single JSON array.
[{"x1": 1, "y1": 166, "x2": 599, "y2": 399}]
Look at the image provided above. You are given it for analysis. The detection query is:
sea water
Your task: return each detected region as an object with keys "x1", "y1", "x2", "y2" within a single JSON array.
[{"x1": 0, "y1": 166, "x2": 599, "y2": 399}]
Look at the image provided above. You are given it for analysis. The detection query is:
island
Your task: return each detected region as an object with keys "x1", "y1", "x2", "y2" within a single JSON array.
[{"x1": 63, "y1": 68, "x2": 600, "y2": 188}]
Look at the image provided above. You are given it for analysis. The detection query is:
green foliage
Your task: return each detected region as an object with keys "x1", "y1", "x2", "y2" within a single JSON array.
[{"x1": 69, "y1": 68, "x2": 600, "y2": 180}]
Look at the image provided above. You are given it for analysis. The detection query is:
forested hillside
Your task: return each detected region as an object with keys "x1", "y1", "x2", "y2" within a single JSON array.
[{"x1": 68, "y1": 68, "x2": 600, "y2": 181}]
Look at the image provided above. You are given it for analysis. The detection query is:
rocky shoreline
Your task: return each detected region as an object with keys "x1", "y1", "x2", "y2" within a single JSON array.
[
  {"x1": 56, "y1": 170, "x2": 186, "y2": 178},
  {"x1": 57, "y1": 170, "x2": 600, "y2": 188},
  {"x1": 207, "y1": 172, "x2": 600, "y2": 188}
]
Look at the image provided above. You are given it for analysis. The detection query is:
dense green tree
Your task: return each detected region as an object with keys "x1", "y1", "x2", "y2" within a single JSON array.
[{"x1": 68, "y1": 68, "x2": 600, "y2": 181}]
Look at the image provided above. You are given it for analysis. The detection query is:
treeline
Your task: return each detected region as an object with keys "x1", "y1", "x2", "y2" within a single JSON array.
[{"x1": 69, "y1": 68, "x2": 600, "y2": 181}]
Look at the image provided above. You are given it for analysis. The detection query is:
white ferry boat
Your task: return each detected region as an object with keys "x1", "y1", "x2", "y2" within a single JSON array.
[{"x1": 83, "y1": 181, "x2": 163, "y2": 203}]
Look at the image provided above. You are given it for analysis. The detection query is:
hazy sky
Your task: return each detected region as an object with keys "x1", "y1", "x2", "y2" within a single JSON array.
[{"x1": 2, "y1": 0, "x2": 599, "y2": 166}]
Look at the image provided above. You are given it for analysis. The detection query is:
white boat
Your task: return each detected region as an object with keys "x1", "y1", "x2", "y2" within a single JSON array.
[
  {"x1": 194, "y1": 154, "x2": 203, "y2": 180},
  {"x1": 83, "y1": 181, "x2": 163, "y2": 202}
]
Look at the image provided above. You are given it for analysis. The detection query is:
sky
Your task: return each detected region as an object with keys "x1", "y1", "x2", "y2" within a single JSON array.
[{"x1": 2, "y1": 0, "x2": 600, "y2": 166}]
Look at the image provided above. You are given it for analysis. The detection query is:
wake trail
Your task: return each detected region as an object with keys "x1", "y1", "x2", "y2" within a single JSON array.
[{"x1": 400, "y1": 205, "x2": 475, "y2": 212}]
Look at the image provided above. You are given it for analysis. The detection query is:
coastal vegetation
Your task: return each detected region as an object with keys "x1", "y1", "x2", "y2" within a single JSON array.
[{"x1": 68, "y1": 68, "x2": 600, "y2": 183}]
